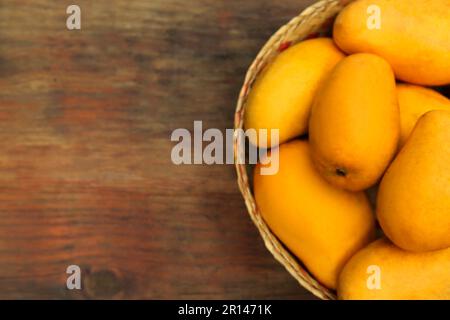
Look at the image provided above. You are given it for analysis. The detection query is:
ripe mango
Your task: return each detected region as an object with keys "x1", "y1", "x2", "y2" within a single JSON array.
[
  {"x1": 254, "y1": 140, "x2": 375, "y2": 289},
  {"x1": 338, "y1": 238, "x2": 450, "y2": 300},
  {"x1": 377, "y1": 110, "x2": 450, "y2": 252},
  {"x1": 397, "y1": 84, "x2": 450, "y2": 148},
  {"x1": 333, "y1": 0, "x2": 450, "y2": 86},
  {"x1": 244, "y1": 38, "x2": 344, "y2": 146},
  {"x1": 309, "y1": 53, "x2": 399, "y2": 191}
]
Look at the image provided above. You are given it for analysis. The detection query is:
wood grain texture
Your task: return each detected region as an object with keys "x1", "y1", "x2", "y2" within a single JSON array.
[{"x1": 0, "y1": 0, "x2": 318, "y2": 299}]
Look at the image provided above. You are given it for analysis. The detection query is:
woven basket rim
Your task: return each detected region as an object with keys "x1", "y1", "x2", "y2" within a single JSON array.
[{"x1": 233, "y1": 0, "x2": 352, "y2": 300}]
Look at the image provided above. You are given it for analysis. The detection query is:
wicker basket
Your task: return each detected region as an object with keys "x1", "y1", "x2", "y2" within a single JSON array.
[{"x1": 234, "y1": 0, "x2": 355, "y2": 300}]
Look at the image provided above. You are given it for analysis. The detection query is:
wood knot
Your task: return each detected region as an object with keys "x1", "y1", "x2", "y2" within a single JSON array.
[{"x1": 84, "y1": 269, "x2": 123, "y2": 299}]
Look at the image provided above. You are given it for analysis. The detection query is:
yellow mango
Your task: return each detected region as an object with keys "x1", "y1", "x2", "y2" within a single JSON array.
[
  {"x1": 309, "y1": 53, "x2": 399, "y2": 191},
  {"x1": 244, "y1": 38, "x2": 344, "y2": 146},
  {"x1": 333, "y1": 0, "x2": 450, "y2": 86},
  {"x1": 338, "y1": 238, "x2": 450, "y2": 300},
  {"x1": 397, "y1": 84, "x2": 450, "y2": 147},
  {"x1": 254, "y1": 140, "x2": 375, "y2": 289},
  {"x1": 377, "y1": 110, "x2": 450, "y2": 252}
]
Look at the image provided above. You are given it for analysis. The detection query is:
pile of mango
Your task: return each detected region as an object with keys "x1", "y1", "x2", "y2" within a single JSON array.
[{"x1": 245, "y1": 0, "x2": 449, "y2": 299}]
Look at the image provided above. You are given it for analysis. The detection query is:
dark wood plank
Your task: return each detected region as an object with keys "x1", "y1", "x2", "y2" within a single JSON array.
[{"x1": 0, "y1": 0, "x2": 318, "y2": 299}]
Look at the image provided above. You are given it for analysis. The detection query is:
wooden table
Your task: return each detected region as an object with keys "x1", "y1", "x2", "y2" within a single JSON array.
[{"x1": 0, "y1": 0, "x2": 319, "y2": 299}]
